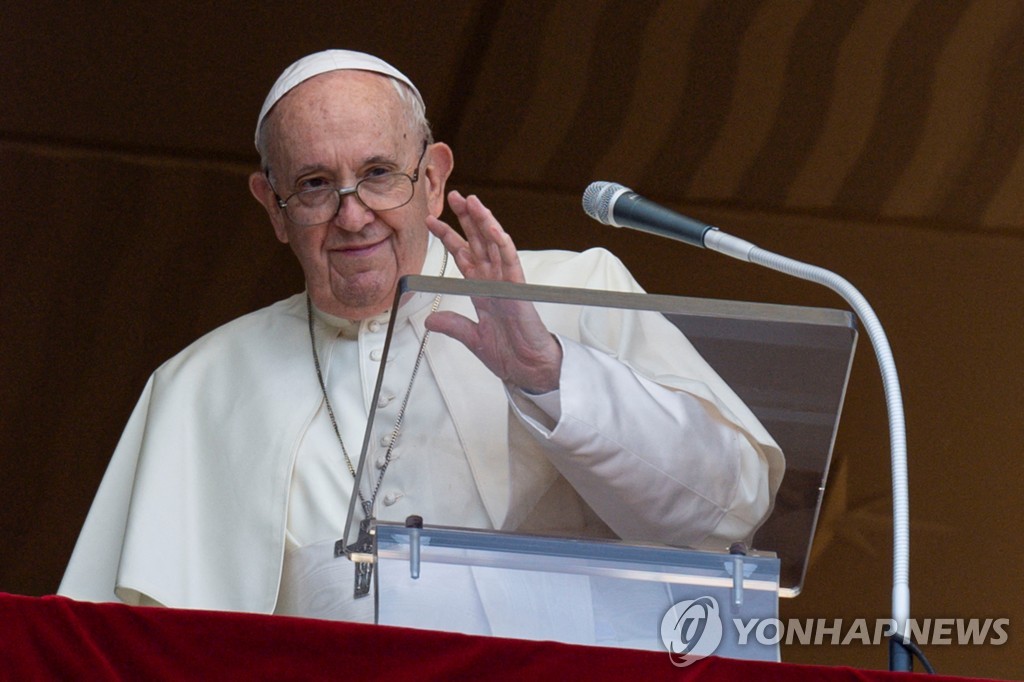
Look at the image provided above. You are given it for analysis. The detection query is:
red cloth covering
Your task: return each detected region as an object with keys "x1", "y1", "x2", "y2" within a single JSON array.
[{"x1": 0, "y1": 593, "x2": 999, "y2": 681}]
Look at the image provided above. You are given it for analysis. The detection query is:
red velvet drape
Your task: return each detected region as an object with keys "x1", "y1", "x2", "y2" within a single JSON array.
[{"x1": 0, "y1": 594, "x2": 1003, "y2": 681}]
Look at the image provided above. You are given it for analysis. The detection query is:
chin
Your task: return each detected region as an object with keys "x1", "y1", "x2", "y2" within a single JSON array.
[{"x1": 327, "y1": 284, "x2": 394, "y2": 318}]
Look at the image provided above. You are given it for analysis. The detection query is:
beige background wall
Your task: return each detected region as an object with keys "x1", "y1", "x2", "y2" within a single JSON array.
[{"x1": 2, "y1": 1, "x2": 1022, "y2": 677}]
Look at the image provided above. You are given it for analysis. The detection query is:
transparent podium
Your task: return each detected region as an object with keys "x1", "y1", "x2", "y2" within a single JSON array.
[{"x1": 339, "y1": 274, "x2": 857, "y2": 660}]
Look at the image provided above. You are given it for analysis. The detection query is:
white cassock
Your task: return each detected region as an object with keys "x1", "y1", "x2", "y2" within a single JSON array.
[{"x1": 59, "y1": 237, "x2": 784, "y2": 632}]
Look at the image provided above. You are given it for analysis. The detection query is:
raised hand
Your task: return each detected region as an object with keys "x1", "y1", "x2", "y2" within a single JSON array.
[{"x1": 425, "y1": 191, "x2": 562, "y2": 393}]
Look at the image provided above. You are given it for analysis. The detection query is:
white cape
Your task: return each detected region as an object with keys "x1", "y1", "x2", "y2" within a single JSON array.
[{"x1": 59, "y1": 247, "x2": 783, "y2": 613}]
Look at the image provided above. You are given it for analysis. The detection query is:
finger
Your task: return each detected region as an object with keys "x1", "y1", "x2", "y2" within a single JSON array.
[
  {"x1": 445, "y1": 191, "x2": 524, "y2": 281},
  {"x1": 466, "y1": 196, "x2": 523, "y2": 282},
  {"x1": 426, "y1": 214, "x2": 480, "y2": 277},
  {"x1": 486, "y1": 241, "x2": 505, "y2": 279},
  {"x1": 426, "y1": 214, "x2": 466, "y2": 253},
  {"x1": 492, "y1": 224, "x2": 524, "y2": 282},
  {"x1": 424, "y1": 310, "x2": 479, "y2": 349},
  {"x1": 446, "y1": 191, "x2": 481, "y2": 245},
  {"x1": 457, "y1": 193, "x2": 505, "y2": 265},
  {"x1": 463, "y1": 206, "x2": 493, "y2": 266},
  {"x1": 443, "y1": 191, "x2": 490, "y2": 269},
  {"x1": 446, "y1": 189, "x2": 468, "y2": 215}
]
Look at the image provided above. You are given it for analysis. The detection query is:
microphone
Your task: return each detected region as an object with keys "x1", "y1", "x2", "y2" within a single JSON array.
[
  {"x1": 582, "y1": 180, "x2": 915, "y2": 672},
  {"x1": 582, "y1": 181, "x2": 715, "y2": 248}
]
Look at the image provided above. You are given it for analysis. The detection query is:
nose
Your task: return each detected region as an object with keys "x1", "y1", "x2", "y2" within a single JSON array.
[{"x1": 330, "y1": 191, "x2": 374, "y2": 232}]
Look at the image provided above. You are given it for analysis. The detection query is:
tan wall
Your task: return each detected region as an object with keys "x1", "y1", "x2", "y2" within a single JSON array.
[{"x1": 2, "y1": 2, "x2": 1022, "y2": 677}]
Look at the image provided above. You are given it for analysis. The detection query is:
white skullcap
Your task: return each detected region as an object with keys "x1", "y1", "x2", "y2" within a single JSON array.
[{"x1": 254, "y1": 49, "x2": 424, "y2": 149}]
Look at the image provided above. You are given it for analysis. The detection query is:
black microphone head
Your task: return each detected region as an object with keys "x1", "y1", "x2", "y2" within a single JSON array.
[{"x1": 582, "y1": 181, "x2": 631, "y2": 226}]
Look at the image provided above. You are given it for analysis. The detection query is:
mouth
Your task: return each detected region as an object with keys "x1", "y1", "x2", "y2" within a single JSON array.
[{"x1": 331, "y1": 237, "x2": 388, "y2": 258}]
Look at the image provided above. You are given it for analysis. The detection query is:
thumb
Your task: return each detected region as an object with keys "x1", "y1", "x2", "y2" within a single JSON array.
[{"x1": 424, "y1": 311, "x2": 478, "y2": 348}]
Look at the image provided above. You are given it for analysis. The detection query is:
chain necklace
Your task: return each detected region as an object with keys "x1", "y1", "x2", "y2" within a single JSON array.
[{"x1": 306, "y1": 251, "x2": 447, "y2": 519}]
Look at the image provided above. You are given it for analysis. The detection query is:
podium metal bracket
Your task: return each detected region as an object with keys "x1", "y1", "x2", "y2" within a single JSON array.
[{"x1": 406, "y1": 515, "x2": 423, "y2": 580}]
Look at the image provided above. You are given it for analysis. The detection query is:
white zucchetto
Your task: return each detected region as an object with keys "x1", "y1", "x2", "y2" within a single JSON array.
[{"x1": 255, "y1": 49, "x2": 423, "y2": 148}]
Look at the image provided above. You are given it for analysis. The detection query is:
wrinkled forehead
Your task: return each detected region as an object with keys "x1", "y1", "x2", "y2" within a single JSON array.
[
  {"x1": 255, "y1": 49, "x2": 423, "y2": 149},
  {"x1": 264, "y1": 71, "x2": 414, "y2": 175}
]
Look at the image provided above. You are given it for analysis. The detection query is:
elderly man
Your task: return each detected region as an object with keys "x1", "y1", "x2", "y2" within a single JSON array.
[{"x1": 59, "y1": 50, "x2": 783, "y2": 620}]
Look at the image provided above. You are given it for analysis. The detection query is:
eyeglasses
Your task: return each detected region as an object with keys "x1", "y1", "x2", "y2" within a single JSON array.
[{"x1": 273, "y1": 141, "x2": 428, "y2": 226}]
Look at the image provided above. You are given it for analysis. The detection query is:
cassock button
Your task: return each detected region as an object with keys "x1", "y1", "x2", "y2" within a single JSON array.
[
  {"x1": 368, "y1": 320, "x2": 382, "y2": 333},
  {"x1": 375, "y1": 456, "x2": 387, "y2": 470},
  {"x1": 377, "y1": 394, "x2": 395, "y2": 409},
  {"x1": 370, "y1": 349, "x2": 382, "y2": 362},
  {"x1": 383, "y1": 492, "x2": 403, "y2": 506}
]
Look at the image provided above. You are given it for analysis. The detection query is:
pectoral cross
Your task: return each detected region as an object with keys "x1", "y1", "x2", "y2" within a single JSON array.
[{"x1": 335, "y1": 517, "x2": 375, "y2": 598}]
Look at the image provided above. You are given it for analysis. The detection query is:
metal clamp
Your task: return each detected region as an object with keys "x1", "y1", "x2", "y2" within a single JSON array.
[{"x1": 406, "y1": 515, "x2": 423, "y2": 580}]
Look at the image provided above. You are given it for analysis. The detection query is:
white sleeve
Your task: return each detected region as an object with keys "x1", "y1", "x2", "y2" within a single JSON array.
[{"x1": 509, "y1": 336, "x2": 778, "y2": 549}]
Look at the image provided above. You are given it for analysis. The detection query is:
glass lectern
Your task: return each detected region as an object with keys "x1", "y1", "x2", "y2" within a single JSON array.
[{"x1": 338, "y1": 275, "x2": 856, "y2": 660}]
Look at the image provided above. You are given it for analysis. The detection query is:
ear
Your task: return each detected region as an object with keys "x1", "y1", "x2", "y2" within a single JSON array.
[
  {"x1": 422, "y1": 142, "x2": 454, "y2": 219},
  {"x1": 249, "y1": 171, "x2": 290, "y2": 244}
]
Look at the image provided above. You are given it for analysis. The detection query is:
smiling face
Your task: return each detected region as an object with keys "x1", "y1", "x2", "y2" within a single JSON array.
[{"x1": 249, "y1": 70, "x2": 453, "y2": 320}]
